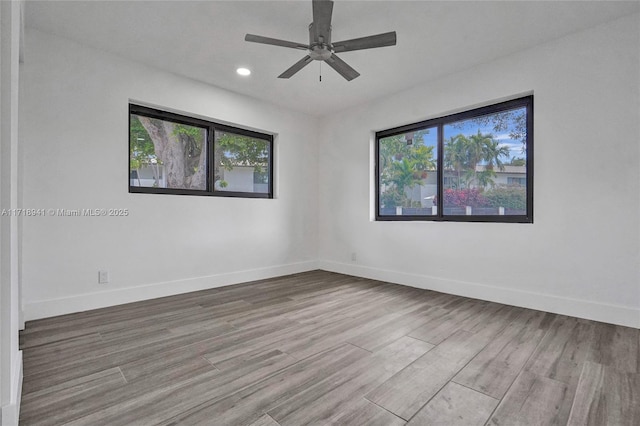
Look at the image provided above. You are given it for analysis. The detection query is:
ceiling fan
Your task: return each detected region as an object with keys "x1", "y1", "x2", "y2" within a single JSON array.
[{"x1": 245, "y1": 0, "x2": 397, "y2": 81}]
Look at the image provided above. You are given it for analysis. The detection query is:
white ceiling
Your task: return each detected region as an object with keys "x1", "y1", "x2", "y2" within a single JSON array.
[{"x1": 25, "y1": 0, "x2": 640, "y2": 117}]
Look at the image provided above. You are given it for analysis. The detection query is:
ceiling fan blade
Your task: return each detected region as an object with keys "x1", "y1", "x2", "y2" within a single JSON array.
[
  {"x1": 325, "y1": 53, "x2": 360, "y2": 81},
  {"x1": 245, "y1": 34, "x2": 309, "y2": 50},
  {"x1": 278, "y1": 55, "x2": 313, "y2": 79},
  {"x1": 332, "y1": 31, "x2": 397, "y2": 53},
  {"x1": 312, "y1": 0, "x2": 333, "y2": 41}
]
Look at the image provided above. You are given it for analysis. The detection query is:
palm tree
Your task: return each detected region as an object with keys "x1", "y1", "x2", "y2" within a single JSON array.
[
  {"x1": 482, "y1": 138, "x2": 510, "y2": 172},
  {"x1": 444, "y1": 134, "x2": 469, "y2": 188},
  {"x1": 380, "y1": 134, "x2": 435, "y2": 207},
  {"x1": 391, "y1": 158, "x2": 424, "y2": 193},
  {"x1": 444, "y1": 131, "x2": 510, "y2": 189},
  {"x1": 478, "y1": 138, "x2": 510, "y2": 188},
  {"x1": 509, "y1": 157, "x2": 526, "y2": 166},
  {"x1": 462, "y1": 131, "x2": 493, "y2": 187}
]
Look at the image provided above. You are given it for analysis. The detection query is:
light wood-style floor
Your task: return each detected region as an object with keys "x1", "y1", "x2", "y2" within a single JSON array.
[{"x1": 19, "y1": 270, "x2": 639, "y2": 425}]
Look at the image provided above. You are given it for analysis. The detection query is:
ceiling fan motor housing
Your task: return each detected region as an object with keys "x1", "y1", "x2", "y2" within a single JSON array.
[{"x1": 308, "y1": 23, "x2": 332, "y2": 60}]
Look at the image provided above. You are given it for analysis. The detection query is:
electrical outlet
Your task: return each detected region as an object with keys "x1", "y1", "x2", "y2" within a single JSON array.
[
  {"x1": 351, "y1": 252, "x2": 357, "y2": 262},
  {"x1": 98, "y1": 270, "x2": 109, "y2": 284}
]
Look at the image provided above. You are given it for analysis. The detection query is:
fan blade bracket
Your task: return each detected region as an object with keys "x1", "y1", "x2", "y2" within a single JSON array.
[{"x1": 309, "y1": 23, "x2": 331, "y2": 46}]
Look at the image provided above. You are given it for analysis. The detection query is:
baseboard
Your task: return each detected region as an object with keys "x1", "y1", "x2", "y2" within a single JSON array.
[
  {"x1": 23, "y1": 259, "x2": 640, "y2": 328},
  {"x1": 319, "y1": 260, "x2": 640, "y2": 329},
  {"x1": 1, "y1": 350, "x2": 23, "y2": 426},
  {"x1": 24, "y1": 261, "x2": 319, "y2": 321}
]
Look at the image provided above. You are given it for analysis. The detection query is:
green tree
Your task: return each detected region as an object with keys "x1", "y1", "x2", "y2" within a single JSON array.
[
  {"x1": 478, "y1": 138, "x2": 511, "y2": 188},
  {"x1": 449, "y1": 107, "x2": 527, "y2": 152},
  {"x1": 130, "y1": 115, "x2": 269, "y2": 190},
  {"x1": 444, "y1": 131, "x2": 510, "y2": 189},
  {"x1": 134, "y1": 116, "x2": 206, "y2": 189},
  {"x1": 464, "y1": 131, "x2": 493, "y2": 187},
  {"x1": 130, "y1": 115, "x2": 160, "y2": 186},
  {"x1": 443, "y1": 134, "x2": 468, "y2": 188},
  {"x1": 379, "y1": 131, "x2": 435, "y2": 207},
  {"x1": 214, "y1": 132, "x2": 269, "y2": 188},
  {"x1": 509, "y1": 157, "x2": 526, "y2": 166},
  {"x1": 389, "y1": 158, "x2": 424, "y2": 195},
  {"x1": 484, "y1": 185, "x2": 526, "y2": 210}
]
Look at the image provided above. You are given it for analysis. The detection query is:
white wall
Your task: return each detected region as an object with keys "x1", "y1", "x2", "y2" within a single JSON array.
[
  {"x1": 1, "y1": 1, "x2": 24, "y2": 424},
  {"x1": 20, "y1": 29, "x2": 319, "y2": 320},
  {"x1": 318, "y1": 14, "x2": 640, "y2": 328}
]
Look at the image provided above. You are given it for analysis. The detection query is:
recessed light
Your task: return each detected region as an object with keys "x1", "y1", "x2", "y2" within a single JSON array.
[{"x1": 236, "y1": 67, "x2": 251, "y2": 76}]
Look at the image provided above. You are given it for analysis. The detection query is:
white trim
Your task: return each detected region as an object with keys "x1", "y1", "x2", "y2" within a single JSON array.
[
  {"x1": 24, "y1": 261, "x2": 318, "y2": 321},
  {"x1": 319, "y1": 260, "x2": 640, "y2": 329},
  {"x1": 1, "y1": 350, "x2": 22, "y2": 426}
]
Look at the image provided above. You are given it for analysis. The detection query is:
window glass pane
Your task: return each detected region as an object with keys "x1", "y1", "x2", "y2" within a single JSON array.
[
  {"x1": 214, "y1": 131, "x2": 271, "y2": 194},
  {"x1": 379, "y1": 127, "x2": 438, "y2": 216},
  {"x1": 442, "y1": 106, "x2": 527, "y2": 216},
  {"x1": 130, "y1": 114, "x2": 207, "y2": 190}
]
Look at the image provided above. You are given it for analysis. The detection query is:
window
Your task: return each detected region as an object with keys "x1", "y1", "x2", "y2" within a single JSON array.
[
  {"x1": 129, "y1": 105, "x2": 273, "y2": 198},
  {"x1": 376, "y1": 96, "x2": 533, "y2": 223},
  {"x1": 507, "y1": 177, "x2": 526, "y2": 187},
  {"x1": 379, "y1": 126, "x2": 439, "y2": 217},
  {"x1": 213, "y1": 130, "x2": 270, "y2": 194}
]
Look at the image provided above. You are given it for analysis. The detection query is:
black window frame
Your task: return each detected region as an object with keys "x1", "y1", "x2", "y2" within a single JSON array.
[
  {"x1": 129, "y1": 104, "x2": 274, "y2": 199},
  {"x1": 375, "y1": 95, "x2": 533, "y2": 223}
]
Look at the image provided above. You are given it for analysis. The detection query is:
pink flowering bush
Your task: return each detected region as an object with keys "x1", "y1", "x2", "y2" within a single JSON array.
[{"x1": 435, "y1": 188, "x2": 488, "y2": 208}]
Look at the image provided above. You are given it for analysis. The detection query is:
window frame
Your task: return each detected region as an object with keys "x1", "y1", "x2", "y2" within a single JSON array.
[
  {"x1": 375, "y1": 95, "x2": 533, "y2": 223},
  {"x1": 129, "y1": 104, "x2": 274, "y2": 199}
]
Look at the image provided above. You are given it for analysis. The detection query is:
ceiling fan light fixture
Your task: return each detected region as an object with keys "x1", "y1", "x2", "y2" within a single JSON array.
[{"x1": 236, "y1": 67, "x2": 251, "y2": 76}]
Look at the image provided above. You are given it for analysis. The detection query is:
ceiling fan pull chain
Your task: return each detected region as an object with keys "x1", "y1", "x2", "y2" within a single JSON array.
[{"x1": 319, "y1": 61, "x2": 322, "y2": 82}]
